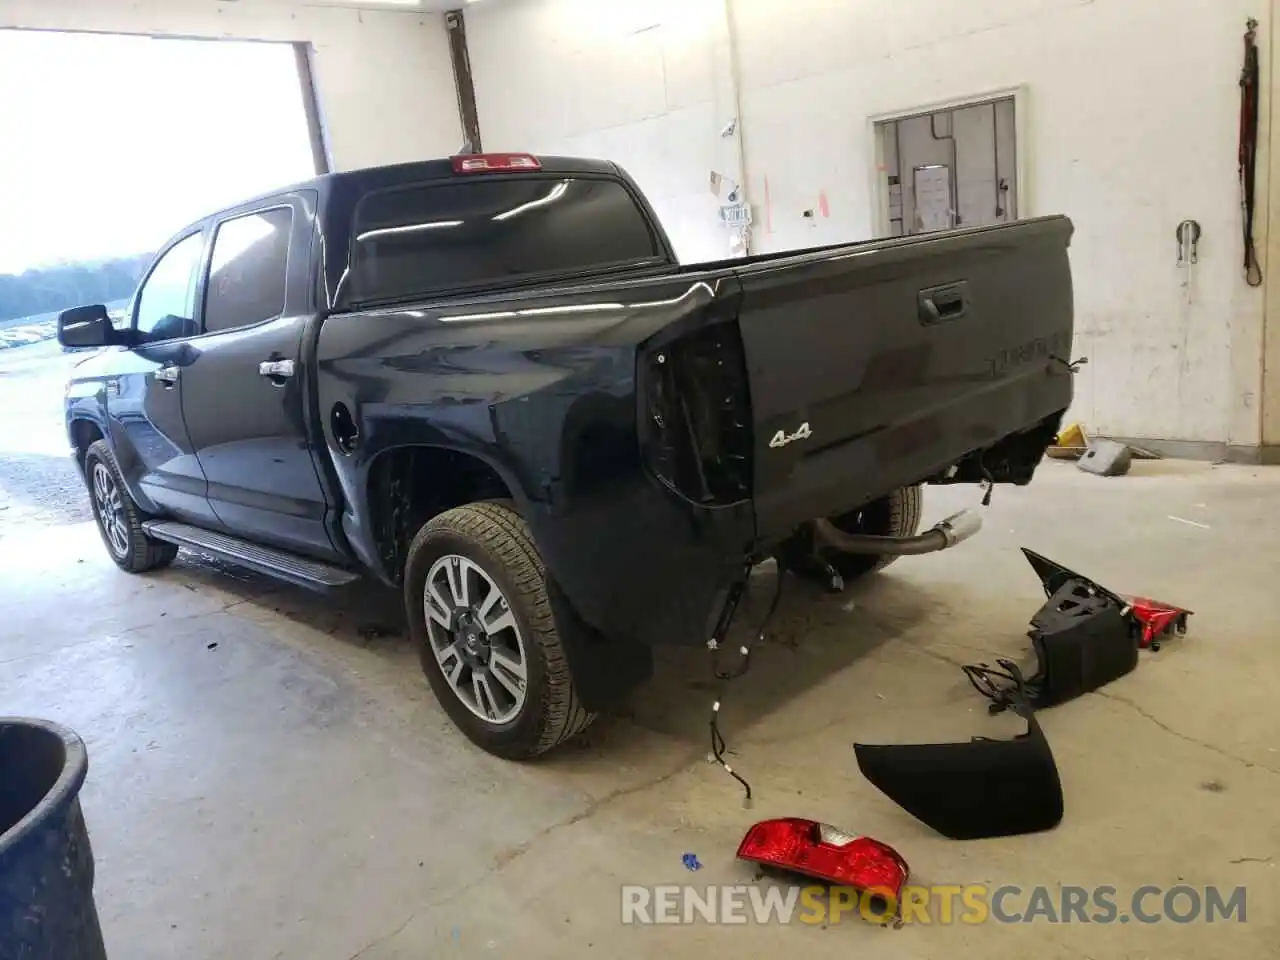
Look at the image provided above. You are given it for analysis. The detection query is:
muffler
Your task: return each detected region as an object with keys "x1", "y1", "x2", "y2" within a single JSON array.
[{"x1": 813, "y1": 508, "x2": 983, "y2": 557}]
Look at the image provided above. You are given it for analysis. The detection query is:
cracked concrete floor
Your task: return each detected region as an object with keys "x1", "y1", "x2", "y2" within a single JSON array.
[{"x1": 1, "y1": 459, "x2": 1277, "y2": 959}]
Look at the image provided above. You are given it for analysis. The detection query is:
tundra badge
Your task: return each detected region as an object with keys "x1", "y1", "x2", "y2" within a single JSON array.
[{"x1": 769, "y1": 422, "x2": 813, "y2": 449}]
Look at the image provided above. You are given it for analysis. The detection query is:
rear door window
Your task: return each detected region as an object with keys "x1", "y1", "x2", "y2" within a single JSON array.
[
  {"x1": 203, "y1": 208, "x2": 293, "y2": 334},
  {"x1": 348, "y1": 176, "x2": 661, "y2": 305}
]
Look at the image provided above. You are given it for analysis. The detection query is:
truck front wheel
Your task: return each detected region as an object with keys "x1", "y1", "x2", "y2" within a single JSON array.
[
  {"x1": 404, "y1": 501, "x2": 595, "y2": 759},
  {"x1": 822, "y1": 485, "x2": 924, "y2": 581},
  {"x1": 83, "y1": 440, "x2": 179, "y2": 573}
]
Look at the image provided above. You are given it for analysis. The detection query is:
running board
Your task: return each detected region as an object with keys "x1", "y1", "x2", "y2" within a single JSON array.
[{"x1": 142, "y1": 521, "x2": 360, "y2": 592}]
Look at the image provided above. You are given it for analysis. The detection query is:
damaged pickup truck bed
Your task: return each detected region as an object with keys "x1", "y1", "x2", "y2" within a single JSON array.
[{"x1": 60, "y1": 153, "x2": 1075, "y2": 758}]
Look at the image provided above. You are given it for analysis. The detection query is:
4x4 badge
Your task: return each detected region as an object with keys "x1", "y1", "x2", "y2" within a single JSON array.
[{"x1": 769, "y1": 422, "x2": 813, "y2": 449}]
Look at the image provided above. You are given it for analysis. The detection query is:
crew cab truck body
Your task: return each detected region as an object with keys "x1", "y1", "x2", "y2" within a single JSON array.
[{"x1": 60, "y1": 154, "x2": 1075, "y2": 758}]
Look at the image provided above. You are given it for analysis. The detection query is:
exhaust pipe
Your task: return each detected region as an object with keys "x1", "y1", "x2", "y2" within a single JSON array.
[{"x1": 814, "y1": 508, "x2": 983, "y2": 557}]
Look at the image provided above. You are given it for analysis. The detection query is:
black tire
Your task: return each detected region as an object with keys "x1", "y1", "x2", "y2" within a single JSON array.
[
  {"x1": 83, "y1": 440, "x2": 179, "y2": 573},
  {"x1": 404, "y1": 501, "x2": 594, "y2": 760},
  {"x1": 822, "y1": 485, "x2": 924, "y2": 581}
]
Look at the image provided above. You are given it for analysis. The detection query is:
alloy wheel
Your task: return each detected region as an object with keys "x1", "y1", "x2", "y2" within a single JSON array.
[
  {"x1": 423, "y1": 554, "x2": 529, "y2": 724},
  {"x1": 92, "y1": 461, "x2": 130, "y2": 558}
]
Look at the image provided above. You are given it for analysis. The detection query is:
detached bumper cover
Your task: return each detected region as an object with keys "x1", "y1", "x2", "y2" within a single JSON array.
[
  {"x1": 1016, "y1": 551, "x2": 1139, "y2": 709},
  {"x1": 1022, "y1": 549, "x2": 1193, "y2": 650},
  {"x1": 968, "y1": 551, "x2": 1194, "y2": 714},
  {"x1": 1024, "y1": 582, "x2": 1135, "y2": 708},
  {"x1": 854, "y1": 663, "x2": 1064, "y2": 841}
]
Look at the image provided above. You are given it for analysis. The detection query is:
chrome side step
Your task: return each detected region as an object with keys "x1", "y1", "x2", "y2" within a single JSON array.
[{"x1": 142, "y1": 521, "x2": 360, "y2": 592}]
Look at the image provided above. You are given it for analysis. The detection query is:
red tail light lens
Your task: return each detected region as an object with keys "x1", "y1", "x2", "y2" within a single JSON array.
[
  {"x1": 451, "y1": 153, "x2": 542, "y2": 174},
  {"x1": 1124, "y1": 595, "x2": 1192, "y2": 648},
  {"x1": 736, "y1": 818, "x2": 908, "y2": 900}
]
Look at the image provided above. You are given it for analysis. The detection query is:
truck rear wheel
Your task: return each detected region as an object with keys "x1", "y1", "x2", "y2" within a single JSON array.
[
  {"x1": 404, "y1": 501, "x2": 595, "y2": 759},
  {"x1": 822, "y1": 485, "x2": 923, "y2": 581}
]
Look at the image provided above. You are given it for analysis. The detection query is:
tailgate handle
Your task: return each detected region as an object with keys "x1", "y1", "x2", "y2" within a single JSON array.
[{"x1": 919, "y1": 283, "x2": 969, "y2": 325}]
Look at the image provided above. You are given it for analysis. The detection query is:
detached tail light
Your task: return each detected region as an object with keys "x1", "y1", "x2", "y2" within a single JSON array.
[
  {"x1": 737, "y1": 818, "x2": 908, "y2": 902},
  {"x1": 1124, "y1": 595, "x2": 1192, "y2": 649},
  {"x1": 1022, "y1": 550, "x2": 1193, "y2": 653},
  {"x1": 452, "y1": 153, "x2": 542, "y2": 174}
]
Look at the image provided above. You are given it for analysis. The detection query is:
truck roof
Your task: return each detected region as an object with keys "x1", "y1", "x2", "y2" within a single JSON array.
[
  {"x1": 161, "y1": 152, "x2": 676, "y2": 312},
  {"x1": 194, "y1": 155, "x2": 625, "y2": 229}
]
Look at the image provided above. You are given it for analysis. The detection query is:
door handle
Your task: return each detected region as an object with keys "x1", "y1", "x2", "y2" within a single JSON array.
[
  {"x1": 258, "y1": 359, "x2": 295, "y2": 380},
  {"x1": 918, "y1": 282, "x2": 970, "y2": 325},
  {"x1": 154, "y1": 366, "x2": 180, "y2": 386}
]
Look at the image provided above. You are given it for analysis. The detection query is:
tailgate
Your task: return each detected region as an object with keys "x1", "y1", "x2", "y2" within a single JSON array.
[{"x1": 734, "y1": 216, "x2": 1074, "y2": 541}]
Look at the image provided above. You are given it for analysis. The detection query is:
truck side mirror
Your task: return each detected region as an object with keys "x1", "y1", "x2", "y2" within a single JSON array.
[{"x1": 57, "y1": 305, "x2": 119, "y2": 349}]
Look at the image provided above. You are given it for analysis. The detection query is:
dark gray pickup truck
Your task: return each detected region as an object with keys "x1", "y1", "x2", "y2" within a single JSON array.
[{"x1": 59, "y1": 153, "x2": 1075, "y2": 758}]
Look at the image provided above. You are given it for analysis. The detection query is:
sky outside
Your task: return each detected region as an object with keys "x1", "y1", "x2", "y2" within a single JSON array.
[{"x1": 0, "y1": 29, "x2": 316, "y2": 275}]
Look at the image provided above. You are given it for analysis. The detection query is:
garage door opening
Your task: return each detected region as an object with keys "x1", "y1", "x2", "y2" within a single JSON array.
[{"x1": 0, "y1": 29, "x2": 321, "y2": 337}]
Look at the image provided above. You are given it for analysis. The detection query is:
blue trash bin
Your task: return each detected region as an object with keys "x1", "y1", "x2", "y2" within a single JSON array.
[{"x1": 0, "y1": 718, "x2": 106, "y2": 960}]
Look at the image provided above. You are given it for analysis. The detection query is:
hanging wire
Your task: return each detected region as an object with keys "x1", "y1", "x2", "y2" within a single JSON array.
[
  {"x1": 961, "y1": 659, "x2": 1034, "y2": 717},
  {"x1": 706, "y1": 566, "x2": 787, "y2": 806}
]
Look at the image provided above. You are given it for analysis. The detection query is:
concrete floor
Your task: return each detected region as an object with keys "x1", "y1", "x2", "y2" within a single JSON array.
[
  {"x1": 0, "y1": 341, "x2": 96, "y2": 527},
  {"x1": 2, "y1": 459, "x2": 1278, "y2": 959}
]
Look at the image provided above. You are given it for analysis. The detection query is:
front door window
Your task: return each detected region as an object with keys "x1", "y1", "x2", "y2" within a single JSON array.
[{"x1": 134, "y1": 233, "x2": 203, "y2": 343}]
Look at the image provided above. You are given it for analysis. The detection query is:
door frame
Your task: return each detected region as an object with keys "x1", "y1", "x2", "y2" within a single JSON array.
[
  {"x1": 114, "y1": 223, "x2": 217, "y2": 521},
  {"x1": 183, "y1": 190, "x2": 338, "y2": 560},
  {"x1": 868, "y1": 85, "x2": 1030, "y2": 239}
]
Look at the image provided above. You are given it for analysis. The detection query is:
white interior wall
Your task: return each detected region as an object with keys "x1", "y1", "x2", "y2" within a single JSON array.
[
  {"x1": 0, "y1": 0, "x2": 460, "y2": 173},
  {"x1": 467, "y1": 0, "x2": 1270, "y2": 452},
  {"x1": 466, "y1": 0, "x2": 744, "y2": 264}
]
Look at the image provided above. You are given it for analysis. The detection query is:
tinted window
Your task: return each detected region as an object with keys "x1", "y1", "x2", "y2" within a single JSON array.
[
  {"x1": 349, "y1": 177, "x2": 661, "y2": 305},
  {"x1": 135, "y1": 233, "x2": 203, "y2": 343},
  {"x1": 204, "y1": 208, "x2": 293, "y2": 334}
]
